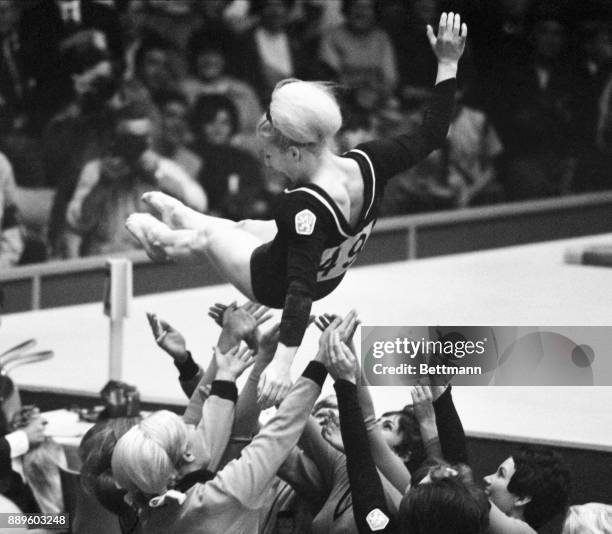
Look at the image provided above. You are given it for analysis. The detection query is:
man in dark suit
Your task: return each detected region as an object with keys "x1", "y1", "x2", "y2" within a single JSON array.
[{"x1": 18, "y1": 0, "x2": 123, "y2": 132}]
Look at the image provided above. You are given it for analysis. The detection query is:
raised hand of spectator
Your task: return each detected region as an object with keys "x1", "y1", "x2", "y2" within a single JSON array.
[
  {"x1": 321, "y1": 412, "x2": 345, "y2": 454},
  {"x1": 146, "y1": 312, "x2": 188, "y2": 363},
  {"x1": 211, "y1": 301, "x2": 272, "y2": 352},
  {"x1": 316, "y1": 315, "x2": 342, "y2": 358},
  {"x1": 316, "y1": 310, "x2": 361, "y2": 360},
  {"x1": 316, "y1": 310, "x2": 359, "y2": 342},
  {"x1": 325, "y1": 331, "x2": 359, "y2": 384},
  {"x1": 208, "y1": 301, "x2": 238, "y2": 328},
  {"x1": 314, "y1": 313, "x2": 340, "y2": 333},
  {"x1": 411, "y1": 385, "x2": 435, "y2": 425},
  {"x1": 427, "y1": 13, "x2": 467, "y2": 65},
  {"x1": 214, "y1": 344, "x2": 255, "y2": 382},
  {"x1": 23, "y1": 415, "x2": 46, "y2": 448}
]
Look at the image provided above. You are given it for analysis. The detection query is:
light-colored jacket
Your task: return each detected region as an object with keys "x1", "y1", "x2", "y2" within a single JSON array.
[{"x1": 138, "y1": 369, "x2": 324, "y2": 534}]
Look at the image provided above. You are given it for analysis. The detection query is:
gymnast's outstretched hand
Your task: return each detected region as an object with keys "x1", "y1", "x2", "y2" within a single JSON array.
[
  {"x1": 426, "y1": 12, "x2": 467, "y2": 65},
  {"x1": 257, "y1": 344, "x2": 293, "y2": 409}
]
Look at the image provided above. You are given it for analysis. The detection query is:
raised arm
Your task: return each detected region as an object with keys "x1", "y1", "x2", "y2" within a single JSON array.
[
  {"x1": 357, "y1": 369, "x2": 413, "y2": 494},
  {"x1": 257, "y1": 192, "x2": 334, "y2": 409},
  {"x1": 412, "y1": 385, "x2": 443, "y2": 462},
  {"x1": 326, "y1": 332, "x2": 396, "y2": 534},
  {"x1": 432, "y1": 385, "x2": 468, "y2": 464},
  {"x1": 183, "y1": 345, "x2": 254, "y2": 473},
  {"x1": 192, "y1": 345, "x2": 254, "y2": 473},
  {"x1": 221, "y1": 322, "x2": 280, "y2": 464},
  {"x1": 145, "y1": 312, "x2": 203, "y2": 398},
  {"x1": 351, "y1": 13, "x2": 467, "y2": 183},
  {"x1": 182, "y1": 301, "x2": 268, "y2": 424},
  {"x1": 316, "y1": 312, "x2": 412, "y2": 494},
  {"x1": 204, "y1": 359, "x2": 328, "y2": 510}
]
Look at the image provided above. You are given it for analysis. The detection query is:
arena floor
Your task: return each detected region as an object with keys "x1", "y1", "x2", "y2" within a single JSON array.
[{"x1": 3, "y1": 234, "x2": 612, "y2": 452}]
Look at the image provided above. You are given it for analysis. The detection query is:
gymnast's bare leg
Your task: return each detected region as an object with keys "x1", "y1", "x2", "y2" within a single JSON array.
[{"x1": 126, "y1": 193, "x2": 276, "y2": 300}]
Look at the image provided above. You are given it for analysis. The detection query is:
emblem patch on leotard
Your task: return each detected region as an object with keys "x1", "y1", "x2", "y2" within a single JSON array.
[
  {"x1": 295, "y1": 209, "x2": 316, "y2": 235},
  {"x1": 366, "y1": 508, "x2": 390, "y2": 531}
]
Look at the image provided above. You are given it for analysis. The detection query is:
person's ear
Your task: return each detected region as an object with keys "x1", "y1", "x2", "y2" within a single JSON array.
[
  {"x1": 514, "y1": 495, "x2": 532, "y2": 508},
  {"x1": 182, "y1": 450, "x2": 195, "y2": 464}
]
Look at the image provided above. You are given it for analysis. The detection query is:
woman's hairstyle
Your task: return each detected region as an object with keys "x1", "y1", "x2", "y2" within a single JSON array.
[
  {"x1": 399, "y1": 463, "x2": 490, "y2": 534},
  {"x1": 258, "y1": 79, "x2": 342, "y2": 153},
  {"x1": 508, "y1": 447, "x2": 571, "y2": 529},
  {"x1": 79, "y1": 416, "x2": 141, "y2": 514},
  {"x1": 563, "y1": 503, "x2": 612, "y2": 534},
  {"x1": 111, "y1": 411, "x2": 188, "y2": 503},
  {"x1": 382, "y1": 406, "x2": 426, "y2": 473},
  {"x1": 192, "y1": 94, "x2": 239, "y2": 137}
]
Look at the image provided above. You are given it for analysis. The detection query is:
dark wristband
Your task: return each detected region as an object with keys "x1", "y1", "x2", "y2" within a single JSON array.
[
  {"x1": 174, "y1": 351, "x2": 199, "y2": 381},
  {"x1": 302, "y1": 361, "x2": 327, "y2": 387},
  {"x1": 210, "y1": 380, "x2": 238, "y2": 403}
]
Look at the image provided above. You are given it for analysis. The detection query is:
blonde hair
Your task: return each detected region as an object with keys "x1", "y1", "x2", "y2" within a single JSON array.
[
  {"x1": 111, "y1": 410, "x2": 188, "y2": 503},
  {"x1": 258, "y1": 78, "x2": 342, "y2": 153},
  {"x1": 563, "y1": 503, "x2": 612, "y2": 534}
]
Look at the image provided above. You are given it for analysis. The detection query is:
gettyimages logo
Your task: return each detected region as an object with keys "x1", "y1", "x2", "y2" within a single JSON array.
[{"x1": 361, "y1": 326, "x2": 602, "y2": 386}]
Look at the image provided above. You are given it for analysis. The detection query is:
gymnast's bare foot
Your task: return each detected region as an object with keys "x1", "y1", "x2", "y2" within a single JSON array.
[
  {"x1": 126, "y1": 213, "x2": 202, "y2": 261},
  {"x1": 126, "y1": 213, "x2": 170, "y2": 261},
  {"x1": 141, "y1": 191, "x2": 205, "y2": 230}
]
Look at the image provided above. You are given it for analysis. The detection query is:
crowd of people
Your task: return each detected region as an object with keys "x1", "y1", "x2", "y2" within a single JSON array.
[
  {"x1": 0, "y1": 0, "x2": 610, "y2": 267},
  {"x1": 4, "y1": 300, "x2": 610, "y2": 533}
]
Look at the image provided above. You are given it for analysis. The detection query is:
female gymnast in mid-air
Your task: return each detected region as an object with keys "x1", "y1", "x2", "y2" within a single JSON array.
[{"x1": 127, "y1": 12, "x2": 467, "y2": 407}]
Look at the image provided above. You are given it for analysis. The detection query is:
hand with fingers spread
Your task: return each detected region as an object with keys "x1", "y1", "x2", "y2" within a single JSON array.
[
  {"x1": 426, "y1": 12, "x2": 468, "y2": 65},
  {"x1": 326, "y1": 331, "x2": 359, "y2": 384},
  {"x1": 316, "y1": 315, "x2": 343, "y2": 355},
  {"x1": 411, "y1": 385, "x2": 436, "y2": 425},
  {"x1": 315, "y1": 310, "x2": 360, "y2": 346},
  {"x1": 316, "y1": 311, "x2": 361, "y2": 369},
  {"x1": 146, "y1": 312, "x2": 188, "y2": 363},
  {"x1": 213, "y1": 344, "x2": 256, "y2": 382},
  {"x1": 211, "y1": 301, "x2": 273, "y2": 352},
  {"x1": 208, "y1": 301, "x2": 237, "y2": 328},
  {"x1": 321, "y1": 412, "x2": 345, "y2": 454}
]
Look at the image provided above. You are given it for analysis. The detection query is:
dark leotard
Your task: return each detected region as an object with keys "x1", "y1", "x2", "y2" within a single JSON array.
[{"x1": 250, "y1": 79, "x2": 457, "y2": 346}]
